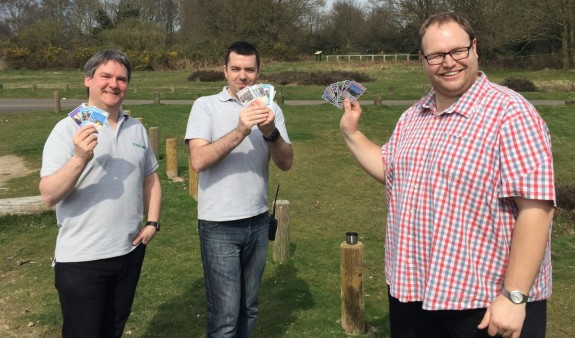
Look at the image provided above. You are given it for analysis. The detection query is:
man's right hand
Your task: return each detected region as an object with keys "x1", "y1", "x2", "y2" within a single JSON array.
[
  {"x1": 237, "y1": 100, "x2": 269, "y2": 136},
  {"x1": 73, "y1": 125, "x2": 98, "y2": 162},
  {"x1": 340, "y1": 97, "x2": 363, "y2": 136}
]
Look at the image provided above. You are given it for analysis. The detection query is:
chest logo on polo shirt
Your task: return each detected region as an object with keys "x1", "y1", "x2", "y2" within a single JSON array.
[{"x1": 132, "y1": 142, "x2": 146, "y2": 150}]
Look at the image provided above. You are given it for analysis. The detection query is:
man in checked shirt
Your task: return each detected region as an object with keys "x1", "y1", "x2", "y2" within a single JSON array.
[{"x1": 339, "y1": 12, "x2": 555, "y2": 338}]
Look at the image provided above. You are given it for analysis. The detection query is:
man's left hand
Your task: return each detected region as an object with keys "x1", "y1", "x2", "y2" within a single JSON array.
[
  {"x1": 478, "y1": 294, "x2": 526, "y2": 338},
  {"x1": 132, "y1": 226, "x2": 157, "y2": 246}
]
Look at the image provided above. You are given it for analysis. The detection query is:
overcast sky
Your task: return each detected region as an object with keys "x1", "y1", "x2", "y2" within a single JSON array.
[{"x1": 324, "y1": 0, "x2": 370, "y2": 10}]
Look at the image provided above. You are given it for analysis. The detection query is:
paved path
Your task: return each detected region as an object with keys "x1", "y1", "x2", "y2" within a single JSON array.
[{"x1": 0, "y1": 98, "x2": 569, "y2": 114}]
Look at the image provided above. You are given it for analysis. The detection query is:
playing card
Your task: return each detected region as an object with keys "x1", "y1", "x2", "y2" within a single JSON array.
[
  {"x1": 251, "y1": 84, "x2": 269, "y2": 105},
  {"x1": 237, "y1": 84, "x2": 276, "y2": 106},
  {"x1": 237, "y1": 86, "x2": 255, "y2": 105},
  {"x1": 262, "y1": 83, "x2": 275, "y2": 106},
  {"x1": 80, "y1": 107, "x2": 92, "y2": 126},
  {"x1": 68, "y1": 105, "x2": 83, "y2": 127},
  {"x1": 342, "y1": 80, "x2": 366, "y2": 103},
  {"x1": 86, "y1": 108, "x2": 109, "y2": 131},
  {"x1": 81, "y1": 107, "x2": 109, "y2": 131},
  {"x1": 322, "y1": 80, "x2": 366, "y2": 109}
]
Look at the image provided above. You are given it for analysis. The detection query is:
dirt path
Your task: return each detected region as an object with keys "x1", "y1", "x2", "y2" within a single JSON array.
[{"x1": 0, "y1": 155, "x2": 29, "y2": 189}]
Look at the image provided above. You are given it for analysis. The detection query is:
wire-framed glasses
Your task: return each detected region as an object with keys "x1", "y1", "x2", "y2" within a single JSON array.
[{"x1": 422, "y1": 43, "x2": 473, "y2": 65}]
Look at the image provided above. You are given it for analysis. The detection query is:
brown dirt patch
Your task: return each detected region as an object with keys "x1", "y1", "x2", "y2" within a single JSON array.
[{"x1": 0, "y1": 155, "x2": 29, "y2": 188}]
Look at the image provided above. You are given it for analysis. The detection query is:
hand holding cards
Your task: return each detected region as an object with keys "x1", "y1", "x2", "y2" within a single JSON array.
[
  {"x1": 322, "y1": 80, "x2": 366, "y2": 109},
  {"x1": 237, "y1": 84, "x2": 275, "y2": 106},
  {"x1": 68, "y1": 105, "x2": 109, "y2": 131}
]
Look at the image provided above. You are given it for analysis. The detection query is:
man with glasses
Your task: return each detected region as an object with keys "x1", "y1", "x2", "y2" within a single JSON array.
[{"x1": 339, "y1": 12, "x2": 554, "y2": 338}]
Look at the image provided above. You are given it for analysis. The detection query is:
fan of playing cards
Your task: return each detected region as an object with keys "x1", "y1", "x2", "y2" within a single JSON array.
[
  {"x1": 322, "y1": 80, "x2": 366, "y2": 109},
  {"x1": 68, "y1": 105, "x2": 109, "y2": 131},
  {"x1": 237, "y1": 83, "x2": 275, "y2": 106}
]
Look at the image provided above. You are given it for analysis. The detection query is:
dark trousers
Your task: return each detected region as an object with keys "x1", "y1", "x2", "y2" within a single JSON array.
[
  {"x1": 55, "y1": 244, "x2": 146, "y2": 338},
  {"x1": 388, "y1": 287, "x2": 546, "y2": 338}
]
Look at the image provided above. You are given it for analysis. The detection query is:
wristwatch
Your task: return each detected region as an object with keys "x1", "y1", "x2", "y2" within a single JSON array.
[
  {"x1": 501, "y1": 287, "x2": 528, "y2": 304},
  {"x1": 145, "y1": 221, "x2": 161, "y2": 232},
  {"x1": 263, "y1": 128, "x2": 280, "y2": 142}
]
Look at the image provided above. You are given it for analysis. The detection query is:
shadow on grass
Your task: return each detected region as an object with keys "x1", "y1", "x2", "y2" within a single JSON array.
[
  {"x1": 255, "y1": 259, "x2": 315, "y2": 337},
  {"x1": 140, "y1": 244, "x2": 314, "y2": 338}
]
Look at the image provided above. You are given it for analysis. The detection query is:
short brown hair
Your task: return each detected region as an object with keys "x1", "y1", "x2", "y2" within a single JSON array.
[{"x1": 418, "y1": 12, "x2": 475, "y2": 52}]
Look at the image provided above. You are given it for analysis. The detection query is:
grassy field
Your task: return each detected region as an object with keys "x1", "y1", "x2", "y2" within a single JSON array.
[
  {"x1": 1, "y1": 61, "x2": 575, "y2": 101},
  {"x1": 0, "y1": 63, "x2": 574, "y2": 337}
]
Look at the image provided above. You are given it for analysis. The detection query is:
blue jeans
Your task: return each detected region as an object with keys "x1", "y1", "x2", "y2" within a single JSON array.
[{"x1": 198, "y1": 212, "x2": 270, "y2": 338}]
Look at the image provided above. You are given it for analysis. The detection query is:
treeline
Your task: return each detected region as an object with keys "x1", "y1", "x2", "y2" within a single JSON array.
[{"x1": 1, "y1": 0, "x2": 574, "y2": 70}]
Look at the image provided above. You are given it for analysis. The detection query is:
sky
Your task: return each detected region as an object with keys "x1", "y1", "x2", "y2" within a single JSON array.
[{"x1": 324, "y1": 0, "x2": 370, "y2": 10}]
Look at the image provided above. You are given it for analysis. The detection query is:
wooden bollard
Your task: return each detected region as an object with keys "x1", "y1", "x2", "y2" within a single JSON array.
[
  {"x1": 166, "y1": 138, "x2": 178, "y2": 179},
  {"x1": 340, "y1": 232, "x2": 365, "y2": 335},
  {"x1": 149, "y1": 127, "x2": 159, "y2": 158},
  {"x1": 136, "y1": 117, "x2": 144, "y2": 124},
  {"x1": 153, "y1": 92, "x2": 161, "y2": 104},
  {"x1": 124, "y1": 110, "x2": 131, "y2": 117},
  {"x1": 373, "y1": 95, "x2": 382, "y2": 106},
  {"x1": 272, "y1": 200, "x2": 290, "y2": 263},
  {"x1": 277, "y1": 87, "x2": 285, "y2": 105},
  {"x1": 54, "y1": 91, "x2": 61, "y2": 113},
  {"x1": 188, "y1": 160, "x2": 198, "y2": 201}
]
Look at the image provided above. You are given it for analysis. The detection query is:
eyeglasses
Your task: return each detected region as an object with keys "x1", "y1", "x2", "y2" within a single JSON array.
[{"x1": 422, "y1": 43, "x2": 473, "y2": 65}]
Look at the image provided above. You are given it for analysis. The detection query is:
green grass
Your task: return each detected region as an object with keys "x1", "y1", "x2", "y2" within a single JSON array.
[
  {"x1": 1, "y1": 62, "x2": 575, "y2": 101},
  {"x1": 1, "y1": 65, "x2": 574, "y2": 337}
]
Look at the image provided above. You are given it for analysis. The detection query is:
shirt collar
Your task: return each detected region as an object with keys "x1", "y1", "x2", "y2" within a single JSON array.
[
  {"x1": 422, "y1": 71, "x2": 486, "y2": 118},
  {"x1": 218, "y1": 86, "x2": 240, "y2": 103}
]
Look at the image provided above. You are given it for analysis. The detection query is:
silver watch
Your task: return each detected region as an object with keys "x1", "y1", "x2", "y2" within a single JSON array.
[{"x1": 501, "y1": 287, "x2": 528, "y2": 304}]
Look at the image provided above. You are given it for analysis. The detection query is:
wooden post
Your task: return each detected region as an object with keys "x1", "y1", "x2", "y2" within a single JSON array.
[
  {"x1": 64, "y1": 83, "x2": 69, "y2": 91},
  {"x1": 373, "y1": 95, "x2": 382, "y2": 106},
  {"x1": 153, "y1": 92, "x2": 161, "y2": 104},
  {"x1": 272, "y1": 200, "x2": 290, "y2": 263},
  {"x1": 166, "y1": 138, "x2": 178, "y2": 179},
  {"x1": 149, "y1": 127, "x2": 159, "y2": 158},
  {"x1": 136, "y1": 117, "x2": 144, "y2": 124},
  {"x1": 277, "y1": 87, "x2": 285, "y2": 105},
  {"x1": 340, "y1": 234, "x2": 365, "y2": 335},
  {"x1": 188, "y1": 160, "x2": 198, "y2": 201},
  {"x1": 124, "y1": 110, "x2": 131, "y2": 117},
  {"x1": 54, "y1": 91, "x2": 61, "y2": 113}
]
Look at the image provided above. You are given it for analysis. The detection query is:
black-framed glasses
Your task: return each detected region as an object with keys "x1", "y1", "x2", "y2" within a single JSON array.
[{"x1": 422, "y1": 43, "x2": 473, "y2": 65}]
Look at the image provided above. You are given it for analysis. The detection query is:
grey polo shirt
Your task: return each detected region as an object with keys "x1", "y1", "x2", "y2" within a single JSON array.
[
  {"x1": 41, "y1": 110, "x2": 158, "y2": 262},
  {"x1": 184, "y1": 88, "x2": 291, "y2": 221}
]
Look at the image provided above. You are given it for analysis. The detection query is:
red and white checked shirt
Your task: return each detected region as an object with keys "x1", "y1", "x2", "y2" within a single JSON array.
[{"x1": 382, "y1": 72, "x2": 555, "y2": 310}]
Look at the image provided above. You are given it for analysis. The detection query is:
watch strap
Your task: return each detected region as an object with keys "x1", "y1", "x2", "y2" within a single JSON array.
[
  {"x1": 146, "y1": 221, "x2": 160, "y2": 231},
  {"x1": 263, "y1": 128, "x2": 280, "y2": 142}
]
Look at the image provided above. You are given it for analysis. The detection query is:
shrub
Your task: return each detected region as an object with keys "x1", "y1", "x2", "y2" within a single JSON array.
[
  {"x1": 188, "y1": 70, "x2": 225, "y2": 82},
  {"x1": 502, "y1": 77, "x2": 538, "y2": 92},
  {"x1": 260, "y1": 71, "x2": 373, "y2": 86}
]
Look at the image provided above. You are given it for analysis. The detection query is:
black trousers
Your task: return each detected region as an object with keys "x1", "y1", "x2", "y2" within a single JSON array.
[
  {"x1": 55, "y1": 244, "x2": 146, "y2": 338},
  {"x1": 388, "y1": 287, "x2": 546, "y2": 338}
]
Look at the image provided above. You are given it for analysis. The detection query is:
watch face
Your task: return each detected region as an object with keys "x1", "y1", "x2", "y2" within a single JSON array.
[{"x1": 509, "y1": 291, "x2": 524, "y2": 303}]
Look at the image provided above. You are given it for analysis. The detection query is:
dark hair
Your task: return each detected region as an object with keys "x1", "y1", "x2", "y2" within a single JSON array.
[
  {"x1": 84, "y1": 49, "x2": 132, "y2": 83},
  {"x1": 418, "y1": 12, "x2": 475, "y2": 52},
  {"x1": 225, "y1": 41, "x2": 260, "y2": 69}
]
